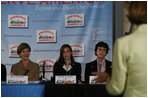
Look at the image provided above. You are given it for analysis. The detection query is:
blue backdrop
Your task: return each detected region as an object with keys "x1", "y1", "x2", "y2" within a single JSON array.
[{"x1": 1, "y1": 1, "x2": 113, "y2": 80}]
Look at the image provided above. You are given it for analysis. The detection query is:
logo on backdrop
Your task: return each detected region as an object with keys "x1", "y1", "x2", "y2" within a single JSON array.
[
  {"x1": 37, "y1": 30, "x2": 56, "y2": 42},
  {"x1": 9, "y1": 45, "x2": 19, "y2": 57},
  {"x1": 65, "y1": 14, "x2": 84, "y2": 27},
  {"x1": 8, "y1": 15, "x2": 28, "y2": 27},
  {"x1": 93, "y1": 28, "x2": 110, "y2": 40},
  {"x1": 37, "y1": 59, "x2": 56, "y2": 72},
  {"x1": 70, "y1": 44, "x2": 84, "y2": 56}
]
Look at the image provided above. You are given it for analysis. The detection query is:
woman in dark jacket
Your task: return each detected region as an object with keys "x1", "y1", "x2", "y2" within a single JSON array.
[{"x1": 53, "y1": 44, "x2": 81, "y2": 83}]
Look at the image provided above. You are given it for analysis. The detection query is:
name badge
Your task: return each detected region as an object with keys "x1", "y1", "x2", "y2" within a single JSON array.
[
  {"x1": 7, "y1": 75, "x2": 28, "y2": 84},
  {"x1": 89, "y1": 76, "x2": 106, "y2": 84},
  {"x1": 55, "y1": 75, "x2": 76, "y2": 84}
]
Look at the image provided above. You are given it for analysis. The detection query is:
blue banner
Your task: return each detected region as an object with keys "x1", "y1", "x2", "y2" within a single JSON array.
[{"x1": 1, "y1": 1, "x2": 113, "y2": 80}]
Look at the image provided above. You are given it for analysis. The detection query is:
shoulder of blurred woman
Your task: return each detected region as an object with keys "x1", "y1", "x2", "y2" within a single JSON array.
[
  {"x1": 137, "y1": 24, "x2": 147, "y2": 32},
  {"x1": 117, "y1": 24, "x2": 147, "y2": 43}
]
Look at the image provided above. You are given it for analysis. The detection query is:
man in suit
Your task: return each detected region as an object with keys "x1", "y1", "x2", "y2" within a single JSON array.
[
  {"x1": 85, "y1": 41, "x2": 112, "y2": 84},
  {"x1": 1, "y1": 64, "x2": 7, "y2": 81}
]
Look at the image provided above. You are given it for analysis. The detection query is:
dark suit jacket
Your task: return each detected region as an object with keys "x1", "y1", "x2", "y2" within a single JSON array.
[
  {"x1": 85, "y1": 59, "x2": 112, "y2": 83},
  {"x1": 53, "y1": 62, "x2": 81, "y2": 83},
  {"x1": 1, "y1": 64, "x2": 6, "y2": 81}
]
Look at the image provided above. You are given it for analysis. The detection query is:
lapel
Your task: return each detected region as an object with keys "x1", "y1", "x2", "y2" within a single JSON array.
[
  {"x1": 62, "y1": 62, "x2": 74, "y2": 72},
  {"x1": 90, "y1": 60, "x2": 97, "y2": 72}
]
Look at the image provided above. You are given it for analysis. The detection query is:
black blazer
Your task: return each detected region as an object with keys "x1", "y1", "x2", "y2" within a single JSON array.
[
  {"x1": 85, "y1": 59, "x2": 112, "y2": 83},
  {"x1": 53, "y1": 62, "x2": 81, "y2": 83},
  {"x1": 1, "y1": 64, "x2": 6, "y2": 81}
]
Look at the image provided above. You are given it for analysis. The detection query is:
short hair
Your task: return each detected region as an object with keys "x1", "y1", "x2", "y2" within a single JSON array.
[
  {"x1": 17, "y1": 43, "x2": 31, "y2": 55},
  {"x1": 95, "y1": 41, "x2": 109, "y2": 55},
  {"x1": 128, "y1": 1, "x2": 147, "y2": 24}
]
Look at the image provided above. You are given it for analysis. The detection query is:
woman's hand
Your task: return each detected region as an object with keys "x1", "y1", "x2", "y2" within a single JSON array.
[{"x1": 91, "y1": 72, "x2": 110, "y2": 83}]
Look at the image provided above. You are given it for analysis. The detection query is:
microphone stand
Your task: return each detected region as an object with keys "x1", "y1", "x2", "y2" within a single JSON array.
[
  {"x1": 40, "y1": 61, "x2": 50, "y2": 83},
  {"x1": 42, "y1": 61, "x2": 46, "y2": 78}
]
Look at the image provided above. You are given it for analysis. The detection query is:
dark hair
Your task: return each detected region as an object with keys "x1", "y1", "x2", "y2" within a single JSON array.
[
  {"x1": 128, "y1": 1, "x2": 147, "y2": 24},
  {"x1": 95, "y1": 41, "x2": 109, "y2": 55},
  {"x1": 17, "y1": 43, "x2": 31, "y2": 55},
  {"x1": 57, "y1": 44, "x2": 75, "y2": 65}
]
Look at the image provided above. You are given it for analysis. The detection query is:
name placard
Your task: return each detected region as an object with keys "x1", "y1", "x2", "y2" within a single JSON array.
[
  {"x1": 55, "y1": 75, "x2": 76, "y2": 84},
  {"x1": 7, "y1": 75, "x2": 28, "y2": 84},
  {"x1": 89, "y1": 76, "x2": 106, "y2": 84}
]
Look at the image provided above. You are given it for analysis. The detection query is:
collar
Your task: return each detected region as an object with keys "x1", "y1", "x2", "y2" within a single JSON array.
[
  {"x1": 63, "y1": 64, "x2": 72, "y2": 72},
  {"x1": 97, "y1": 59, "x2": 105, "y2": 63}
]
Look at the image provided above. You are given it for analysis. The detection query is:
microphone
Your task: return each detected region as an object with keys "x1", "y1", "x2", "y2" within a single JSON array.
[
  {"x1": 24, "y1": 69, "x2": 29, "y2": 75},
  {"x1": 42, "y1": 61, "x2": 46, "y2": 78}
]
